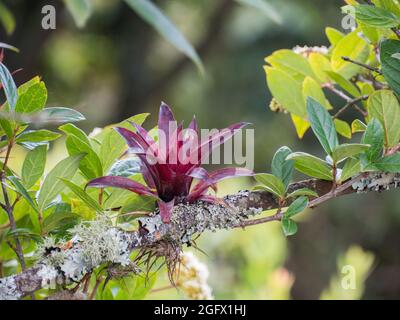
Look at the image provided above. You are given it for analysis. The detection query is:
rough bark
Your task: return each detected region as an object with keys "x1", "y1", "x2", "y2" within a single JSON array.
[{"x1": 1, "y1": 172, "x2": 399, "y2": 300}]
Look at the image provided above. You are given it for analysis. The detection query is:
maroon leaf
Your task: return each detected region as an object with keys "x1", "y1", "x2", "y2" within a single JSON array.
[
  {"x1": 87, "y1": 176, "x2": 157, "y2": 198},
  {"x1": 158, "y1": 198, "x2": 175, "y2": 223}
]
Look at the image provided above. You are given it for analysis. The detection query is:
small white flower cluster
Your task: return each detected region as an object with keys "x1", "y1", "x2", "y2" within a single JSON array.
[
  {"x1": 177, "y1": 252, "x2": 213, "y2": 300},
  {"x1": 292, "y1": 45, "x2": 329, "y2": 58}
]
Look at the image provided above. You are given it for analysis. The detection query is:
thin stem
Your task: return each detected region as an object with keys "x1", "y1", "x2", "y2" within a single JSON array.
[
  {"x1": 333, "y1": 95, "x2": 369, "y2": 119},
  {"x1": 89, "y1": 276, "x2": 103, "y2": 300},
  {"x1": 391, "y1": 27, "x2": 400, "y2": 40},
  {"x1": 236, "y1": 174, "x2": 366, "y2": 228},
  {"x1": 342, "y1": 56, "x2": 382, "y2": 75},
  {"x1": 323, "y1": 83, "x2": 353, "y2": 102},
  {"x1": 151, "y1": 284, "x2": 175, "y2": 293}
]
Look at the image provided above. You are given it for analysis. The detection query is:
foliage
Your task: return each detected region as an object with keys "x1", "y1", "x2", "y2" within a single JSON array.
[{"x1": 1, "y1": 1, "x2": 400, "y2": 300}]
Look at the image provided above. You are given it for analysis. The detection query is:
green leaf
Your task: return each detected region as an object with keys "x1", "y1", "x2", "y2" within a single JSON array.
[
  {"x1": 265, "y1": 49, "x2": 315, "y2": 81},
  {"x1": 340, "y1": 158, "x2": 361, "y2": 183},
  {"x1": 124, "y1": 0, "x2": 203, "y2": 73},
  {"x1": 331, "y1": 144, "x2": 370, "y2": 163},
  {"x1": 64, "y1": 0, "x2": 92, "y2": 28},
  {"x1": 302, "y1": 76, "x2": 332, "y2": 110},
  {"x1": 35, "y1": 107, "x2": 85, "y2": 124},
  {"x1": 334, "y1": 119, "x2": 352, "y2": 139},
  {"x1": 42, "y1": 212, "x2": 79, "y2": 235},
  {"x1": 307, "y1": 97, "x2": 338, "y2": 155},
  {"x1": 287, "y1": 188, "x2": 318, "y2": 198},
  {"x1": 38, "y1": 154, "x2": 85, "y2": 212},
  {"x1": 22, "y1": 145, "x2": 47, "y2": 189},
  {"x1": 331, "y1": 30, "x2": 370, "y2": 79},
  {"x1": 325, "y1": 27, "x2": 344, "y2": 46},
  {"x1": 362, "y1": 118, "x2": 384, "y2": 162},
  {"x1": 285, "y1": 196, "x2": 308, "y2": 218},
  {"x1": 16, "y1": 129, "x2": 61, "y2": 143},
  {"x1": 271, "y1": 146, "x2": 293, "y2": 189},
  {"x1": 235, "y1": 0, "x2": 282, "y2": 24},
  {"x1": 265, "y1": 67, "x2": 305, "y2": 117},
  {"x1": 0, "y1": 2, "x2": 15, "y2": 35},
  {"x1": 15, "y1": 82, "x2": 47, "y2": 114},
  {"x1": 325, "y1": 71, "x2": 361, "y2": 98},
  {"x1": 108, "y1": 158, "x2": 141, "y2": 177},
  {"x1": 120, "y1": 194, "x2": 155, "y2": 214},
  {"x1": 281, "y1": 218, "x2": 298, "y2": 236},
  {"x1": 59, "y1": 123, "x2": 103, "y2": 179},
  {"x1": 368, "y1": 90, "x2": 400, "y2": 147},
  {"x1": 99, "y1": 113, "x2": 149, "y2": 172},
  {"x1": 254, "y1": 173, "x2": 286, "y2": 198},
  {"x1": 381, "y1": 39, "x2": 400, "y2": 96},
  {"x1": 286, "y1": 152, "x2": 333, "y2": 180},
  {"x1": 355, "y1": 4, "x2": 400, "y2": 28},
  {"x1": 370, "y1": 153, "x2": 400, "y2": 172},
  {"x1": 309, "y1": 53, "x2": 332, "y2": 83},
  {"x1": 0, "y1": 117, "x2": 13, "y2": 138},
  {"x1": 60, "y1": 179, "x2": 103, "y2": 214},
  {"x1": 291, "y1": 114, "x2": 310, "y2": 139},
  {"x1": 8, "y1": 176, "x2": 39, "y2": 214},
  {"x1": 351, "y1": 119, "x2": 367, "y2": 133},
  {"x1": 0, "y1": 62, "x2": 18, "y2": 111}
]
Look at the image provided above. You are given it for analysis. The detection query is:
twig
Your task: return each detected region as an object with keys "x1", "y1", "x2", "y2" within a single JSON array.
[
  {"x1": 151, "y1": 284, "x2": 175, "y2": 293},
  {"x1": 342, "y1": 56, "x2": 382, "y2": 75},
  {"x1": 333, "y1": 95, "x2": 369, "y2": 119},
  {"x1": 89, "y1": 276, "x2": 103, "y2": 300}
]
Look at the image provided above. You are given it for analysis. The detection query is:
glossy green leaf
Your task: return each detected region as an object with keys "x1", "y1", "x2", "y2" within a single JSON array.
[
  {"x1": 287, "y1": 188, "x2": 318, "y2": 198},
  {"x1": 8, "y1": 176, "x2": 39, "y2": 214},
  {"x1": 38, "y1": 154, "x2": 85, "y2": 211},
  {"x1": 340, "y1": 158, "x2": 361, "y2": 183},
  {"x1": 302, "y1": 76, "x2": 332, "y2": 110},
  {"x1": 334, "y1": 118, "x2": 352, "y2": 139},
  {"x1": 265, "y1": 49, "x2": 315, "y2": 81},
  {"x1": 42, "y1": 211, "x2": 79, "y2": 235},
  {"x1": 331, "y1": 30, "x2": 370, "y2": 79},
  {"x1": 368, "y1": 90, "x2": 400, "y2": 147},
  {"x1": 352, "y1": 119, "x2": 367, "y2": 133},
  {"x1": 381, "y1": 39, "x2": 400, "y2": 96},
  {"x1": 60, "y1": 179, "x2": 103, "y2": 213},
  {"x1": 285, "y1": 196, "x2": 308, "y2": 218},
  {"x1": 16, "y1": 129, "x2": 61, "y2": 143},
  {"x1": 265, "y1": 67, "x2": 306, "y2": 117},
  {"x1": 35, "y1": 107, "x2": 85, "y2": 124},
  {"x1": 0, "y1": 62, "x2": 18, "y2": 111},
  {"x1": 325, "y1": 27, "x2": 344, "y2": 46},
  {"x1": 356, "y1": 4, "x2": 400, "y2": 28},
  {"x1": 15, "y1": 82, "x2": 47, "y2": 114},
  {"x1": 362, "y1": 118, "x2": 384, "y2": 162},
  {"x1": 124, "y1": 0, "x2": 203, "y2": 73},
  {"x1": 325, "y1": 71, "x2": 361, "y2": 98},
  {"x1": 22, "y1": 145, "x2": 47, "y2": 189},
  {"x1": 370, "y1": 153, "x2": 400, "y2": 172},
  {"x1": 271, "y1": 146, "x2": 293, "y2": 189},
  {"x1": 332, "y1": 144, "x2": 370, "y2": 163},
  {"x1": 286, "y1": 152, "x2": 333, "y2": 180},
  {"x1": 308, "y1": 53, "x2": 332, "y2": 83},
  {"x1": 60, "y1": 123, "x2": 103, "y2": 179},
  {"x1": 307, "y1": 97, "x2": 338, "y2": 155},
  {"x1": 282, "y1": 217, "x2": 298, "y2": 236},
  {"x1": 254, "y1": 173, "x2": 286, "y2": 198}
]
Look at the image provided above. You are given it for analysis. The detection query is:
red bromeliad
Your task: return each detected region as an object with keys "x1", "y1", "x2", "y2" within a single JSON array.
[{"x1": 87, "y1": 102, "x2": 253, "y2": 223}]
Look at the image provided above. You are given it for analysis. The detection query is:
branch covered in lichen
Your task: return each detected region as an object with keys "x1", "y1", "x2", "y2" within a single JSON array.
[{"x1": 1, "y1": 171, "x2": 400, "y2": 299}]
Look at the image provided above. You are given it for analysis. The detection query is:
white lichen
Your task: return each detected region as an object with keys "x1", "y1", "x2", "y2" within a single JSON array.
[{"x1": 0, "y1": 275, "x2": 20, "y2": 300}]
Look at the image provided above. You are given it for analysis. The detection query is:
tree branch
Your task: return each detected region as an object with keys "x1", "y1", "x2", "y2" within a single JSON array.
[{"x1": 1, "y1": 171, "x2": 400, "y2": 299}]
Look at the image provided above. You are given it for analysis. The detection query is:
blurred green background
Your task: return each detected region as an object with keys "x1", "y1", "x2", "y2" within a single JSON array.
[{"x1": 2, "y1": 0, "x2": 400, "y2": 299}]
